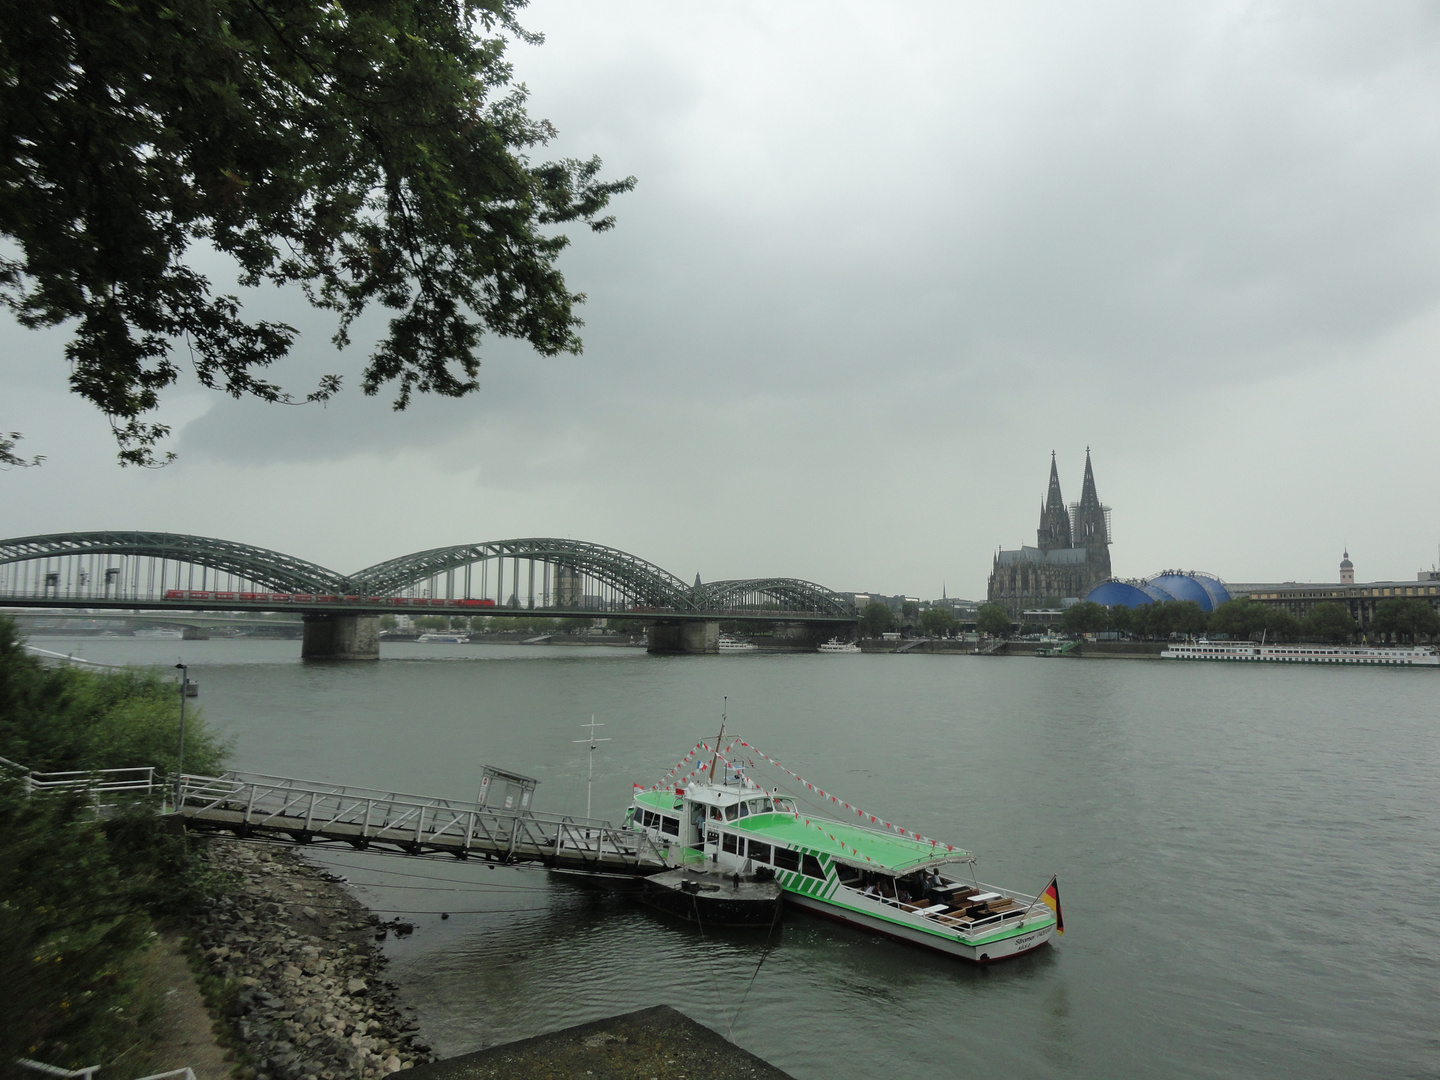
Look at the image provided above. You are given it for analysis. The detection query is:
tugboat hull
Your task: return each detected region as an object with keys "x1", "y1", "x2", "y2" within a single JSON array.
[{"x1": 638, "y1": 868, "x2": 782, "y2": 928}]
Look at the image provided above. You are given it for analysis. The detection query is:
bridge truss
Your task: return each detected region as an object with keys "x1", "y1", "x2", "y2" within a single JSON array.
[{"x1": 0, "y1": 532, "x2": 857, "y2": 622}]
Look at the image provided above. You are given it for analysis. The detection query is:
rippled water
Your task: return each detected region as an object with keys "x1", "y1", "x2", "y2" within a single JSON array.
[{"x1": 40, "y1": 636, "x2": 1440, "y2": 1078}]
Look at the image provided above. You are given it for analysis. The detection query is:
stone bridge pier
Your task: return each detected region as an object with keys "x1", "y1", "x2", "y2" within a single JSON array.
[
  {"x1": 646, "y1": 620, "x2": 720, "y2": 654},
  {"x1": 302, "y1": 613, "x2": 380, "y2": 660}
]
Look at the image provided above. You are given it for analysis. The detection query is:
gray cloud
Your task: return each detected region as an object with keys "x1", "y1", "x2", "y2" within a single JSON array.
[{"x1": 5, "y1": 0, "x2": 1440, "y2": 592}]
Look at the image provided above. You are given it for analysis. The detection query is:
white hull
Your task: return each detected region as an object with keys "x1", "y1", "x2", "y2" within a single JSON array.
[
  {"x1": 1162, "y1": 641, "x2": 1438, "y2": 666},
  {"x1": 784, "y1": 889, "x2": 1055, "y2": 963}
]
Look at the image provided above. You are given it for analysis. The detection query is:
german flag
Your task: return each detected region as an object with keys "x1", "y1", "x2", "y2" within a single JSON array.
[{"x1": 1041, "y1": 876, "x2": 1064, "y2": 935}]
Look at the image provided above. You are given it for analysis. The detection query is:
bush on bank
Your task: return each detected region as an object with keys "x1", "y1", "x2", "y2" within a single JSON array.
[{"x1": 0, "y1": 616, "x2": 230, "y2": 1075}]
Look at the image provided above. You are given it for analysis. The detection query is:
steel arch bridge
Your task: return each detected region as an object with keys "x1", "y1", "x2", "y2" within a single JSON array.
[{"x1": 0, "y1": 531, "x2": 857, "y2": 622}]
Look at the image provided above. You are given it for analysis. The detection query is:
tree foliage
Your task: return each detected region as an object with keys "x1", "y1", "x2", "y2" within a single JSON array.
[
  {"x1": 975, "y1": 603, "x2": 1012, "y2": 637},
  {"x1": 0, "y1": 617, "x2": 231, "y2": 1070},
  {"x1": 1061, "y1": 601, "x2": 1109, "y2": 635},
  {"x1": 919, "y1": 607, "x2": 957, "y2": 637},
  {"x1": 1370, "y1": 598, "x2": 1440, "y2": 642},
  {"x1": 1207, "y1": 599, "x2": 1298, "y2": 641},
  {"x1": 860, "y1": 600, "x2": 896, "y2": 637},
  {"x1": 0, "y1": 623, "x2": 228, "y2": 778},
  {"x1": 1301, "y1": 601, "x2": 1356, "y2": 643},
  {"x1": 0, "y1": 0, "x2": 634, "y2": 464}
]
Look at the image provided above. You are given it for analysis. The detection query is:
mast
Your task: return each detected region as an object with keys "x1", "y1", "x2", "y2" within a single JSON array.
[
  {"x1": 573, "y1": 716, "x2": 609, "y2": 819},
  {"x1": 707, "y1": 697, "x2": 727, "y2": 782}
]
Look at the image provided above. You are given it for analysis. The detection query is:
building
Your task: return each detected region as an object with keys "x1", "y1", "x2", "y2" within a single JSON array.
[
  {"x1": 986, "y1": 450, "x2": 1112, "y2": 617},
  {"x1": 1230, "y1": 551, "x2": 1440, "y2": 631},
  {"x1": 1086, "y1": 571, "x2": 1230, "y2": 611}
]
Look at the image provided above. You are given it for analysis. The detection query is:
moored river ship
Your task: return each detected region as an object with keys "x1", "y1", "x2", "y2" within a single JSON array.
[
  {"x1": 1161, "y1": 640, "x2": 1438, "y2": 666},
  {"x1": 629, "y1": 737, "x2": 1061, "y2": 962}
]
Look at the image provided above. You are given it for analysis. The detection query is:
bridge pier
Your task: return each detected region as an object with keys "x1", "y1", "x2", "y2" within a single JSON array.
[
  {"x1": 646, "y1": 621, "x2": 720, "y2": 654},
  {"x1": 301, "y1": 613, "x2": 380, "y2": 660}
]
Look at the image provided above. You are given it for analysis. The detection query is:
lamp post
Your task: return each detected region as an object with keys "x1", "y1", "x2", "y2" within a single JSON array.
[{"x1": 174, "y1": 662, "x2": 187, "y2": 811}]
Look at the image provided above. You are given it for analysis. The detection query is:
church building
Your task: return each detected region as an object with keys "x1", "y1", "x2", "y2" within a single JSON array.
[{"x1": 987, "y1": 451, "x2": 1112, "y2": 617}]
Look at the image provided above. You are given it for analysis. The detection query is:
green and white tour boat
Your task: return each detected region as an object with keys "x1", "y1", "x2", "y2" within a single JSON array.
[{"x1": 629, "y1": 737, "x2": 1061, "y2": 963}]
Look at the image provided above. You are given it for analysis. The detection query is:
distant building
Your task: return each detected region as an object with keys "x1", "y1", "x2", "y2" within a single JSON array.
[
  {"x1": 1228, "y1": 553, "x2": 1440, "y2": 631},
  {"x1": 987, "y1": 450, "x2": 1112, "y2": 617}
]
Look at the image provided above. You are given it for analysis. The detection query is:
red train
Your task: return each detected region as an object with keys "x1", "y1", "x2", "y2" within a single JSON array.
[{"x1": 162, "y1": 590, "x2": 497, "y2": 607}]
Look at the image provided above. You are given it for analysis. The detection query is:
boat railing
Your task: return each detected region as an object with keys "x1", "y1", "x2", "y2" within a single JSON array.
[{"x1": 863, "y1": 880, "x2": 1049, "y2": 931}]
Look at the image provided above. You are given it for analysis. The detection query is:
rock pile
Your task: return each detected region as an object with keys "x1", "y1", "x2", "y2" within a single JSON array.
[{"x1": 191, "y1": 839, "x2": 435, "y2": 1080}]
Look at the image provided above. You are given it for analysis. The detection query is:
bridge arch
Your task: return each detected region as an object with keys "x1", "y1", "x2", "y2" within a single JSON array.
[
  {"x1": 347, "y1": 538, "x2": 701, "y2": 612},
  {"x1": 0, "y1": 531, "x2": 346, "y2": 601},
  {"x1": 697, "y1": 578, "x2": 857, "y2": 617}
]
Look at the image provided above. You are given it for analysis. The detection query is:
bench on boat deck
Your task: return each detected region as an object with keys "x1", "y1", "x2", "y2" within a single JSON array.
[{"x1": 936, "y1": 895, "x2": 1021, "y2": 925}]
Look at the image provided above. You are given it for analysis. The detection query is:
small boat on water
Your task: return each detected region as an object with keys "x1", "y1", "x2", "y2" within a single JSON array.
[
  {"x1": 630, "y1": 735, "x2": 1061, "y2": 962},
  {"x1": 416, "y1": 632, "x2": 470, "y2": 644},
  {"x1": 818, "y1": 637, "x2": 860, "y2": 654},
  {"x1": 718, "y1": 634, "x2": 757, "y2": 652},
  {"x1": 1161, "y1": 639, "x2": 1438, "y2": 667}
]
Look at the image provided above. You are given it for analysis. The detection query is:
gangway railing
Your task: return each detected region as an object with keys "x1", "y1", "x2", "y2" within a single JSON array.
[{"x1": 176, "y1": 772, "x2": 671, "y2": 876}]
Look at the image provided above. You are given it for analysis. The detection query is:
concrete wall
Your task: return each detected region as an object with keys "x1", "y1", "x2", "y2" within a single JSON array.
[
  {"x1": 302, "y1": 614, "x2": 381, "y2": 660},
  {"x1": 646, "y1": 621, "x2": 720, "y2": 654}
]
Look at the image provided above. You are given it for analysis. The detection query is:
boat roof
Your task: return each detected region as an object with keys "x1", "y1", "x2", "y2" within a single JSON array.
[
  {"x1": 731, "y1": 812, "x2": 972, "y2": 874},
  {"x1": 633, "y1": 785, "x2": 972, "y2": 873}
]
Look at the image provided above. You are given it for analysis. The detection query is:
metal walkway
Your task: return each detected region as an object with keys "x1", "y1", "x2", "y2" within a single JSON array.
[{"x1": 176, "y1": 772, "x2": 671, "y2": 876}]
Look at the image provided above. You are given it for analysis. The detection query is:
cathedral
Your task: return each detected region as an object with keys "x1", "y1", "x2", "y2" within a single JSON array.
[{"x1": 986, "y1": 450, "x2": 1112, "y2": 617}]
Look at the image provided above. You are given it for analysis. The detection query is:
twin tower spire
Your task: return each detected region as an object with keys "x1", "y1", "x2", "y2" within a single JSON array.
[{"x1": 1037, "y1": 449, "x2": 1110, "y2": 560}]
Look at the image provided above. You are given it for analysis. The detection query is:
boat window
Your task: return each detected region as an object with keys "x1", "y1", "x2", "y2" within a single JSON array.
[
  {"x1": 736, "y1": 802, "x2": 750, "y2": 818},
  {"x1": 641, "y1": 810, "x2": 658, "y2": 828},
  {"x1": 722, "y1": 833, "x2": 739, "y2": 854},
  {"x1": 801, "y1": 855, "x2": 825, "y2": 880},
  {"x1": 724, "y1": 804, "x2": 738, "y2": 821},
  {"x1": 747, "y1": 840, "x2": 772, "y2": 863},
  {"x1": 774, "y1": 798, "x2": 795, "y2": 813},
  {"x1": 773, "y1": 847, "x2": 800, "y2": 871},
  {"x1": 749, "y1": 799, "x2": 767, "y2": 815},
  {"x1": 709, "y1": 806, "x2": 722, "y2": 820},
  {"x1": 660, "y1": 816, "x2": 680, "y2": 836}
]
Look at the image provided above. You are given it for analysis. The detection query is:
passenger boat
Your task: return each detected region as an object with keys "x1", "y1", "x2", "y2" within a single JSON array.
[
  {"x1": 717, "y1": 634, "x2": 757, "y2": 652},
  {"x1": 416, "y1": 632, "x2": 470, "y2": 644},
  {"x1": 818, "y1": 637, "x2": 860, "y2": 653},
  {"x1": 629, "y1": 737, "x2": 1060, "y2": 962},
  {"x1": 131, "y1": 627, "x2": 184, "y2": 640},
  {"x1": 1161, "y1": 639, "x2": 1438, "y2": 666}
]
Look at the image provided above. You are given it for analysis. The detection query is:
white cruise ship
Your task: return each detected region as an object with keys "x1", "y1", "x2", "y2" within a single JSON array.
[{"x1": 1161, "y1": 640, "x2": 1438, "y2": 667}]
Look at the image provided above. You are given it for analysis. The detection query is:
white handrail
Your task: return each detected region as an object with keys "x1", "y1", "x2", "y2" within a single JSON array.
[{"x1": 15, "y1": 1058, "x2": 101, "y2": 1079}]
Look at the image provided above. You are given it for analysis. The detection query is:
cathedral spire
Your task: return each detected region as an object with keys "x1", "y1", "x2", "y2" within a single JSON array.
[
  {"x1": 1073, "y1": 447, "x2": 1112, "y2": 580},
  {"x1": 1081, "y1": 447, "x2": 1096, "y2": 492},
  {"x1": 1036, "y1": 451, "x2": 1072, "y2": 551}
]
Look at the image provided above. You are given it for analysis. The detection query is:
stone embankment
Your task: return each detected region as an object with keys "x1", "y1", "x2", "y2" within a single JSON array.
[{"x1": 191, "y1": 839, "x2": 435, "y2": 1080}]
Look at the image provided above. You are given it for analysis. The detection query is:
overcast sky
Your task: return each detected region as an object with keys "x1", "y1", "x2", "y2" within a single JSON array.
[{"x1": 5, "y1": 0, "x2": 1440, "y2": 597}]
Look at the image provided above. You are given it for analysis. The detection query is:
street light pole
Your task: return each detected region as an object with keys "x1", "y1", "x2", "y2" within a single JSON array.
[{"x1": 174, "y1": 662, "x2": 187, "y2": 811}]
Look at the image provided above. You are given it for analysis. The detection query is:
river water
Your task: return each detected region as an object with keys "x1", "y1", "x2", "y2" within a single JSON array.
[{"x1": 37, "y1": 636, "x2": 1440, "y2": 1079}]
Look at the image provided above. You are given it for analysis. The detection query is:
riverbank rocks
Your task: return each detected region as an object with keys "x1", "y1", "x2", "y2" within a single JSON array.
[{"x1": 189, "y1": 838, "x2": 434, "y2": 1080}]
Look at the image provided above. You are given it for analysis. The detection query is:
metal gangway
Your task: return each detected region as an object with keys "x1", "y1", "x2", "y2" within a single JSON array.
[{"x1": 175, "y1": 772, "x2": 671, "y2": 876}]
